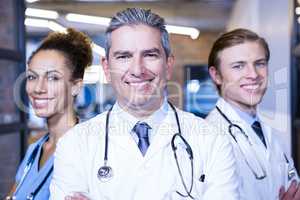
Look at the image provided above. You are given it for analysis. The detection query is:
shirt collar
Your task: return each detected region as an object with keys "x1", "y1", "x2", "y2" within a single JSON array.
[
  {"x1": 144, "y1": 98, "x2": 168, "y2": 130},
  {"x1": 218, "y1": 97, "x2": 258, "y2": 125},
  {"x1": 112, "y1": 98, "x2": 169, "y2": 133}
]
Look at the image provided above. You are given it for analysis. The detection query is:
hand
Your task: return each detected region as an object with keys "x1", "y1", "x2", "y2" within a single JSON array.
[
  {"x1": 65, "y1": 192, "x2": 90, "y2": 200},
  {"x1": 279, "y1": 180, "x2": 300, "y2": 200}
]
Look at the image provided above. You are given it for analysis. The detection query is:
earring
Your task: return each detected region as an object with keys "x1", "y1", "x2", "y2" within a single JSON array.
[{"x1": 71, "y1": 90, "x2": 77, "y2": 96}]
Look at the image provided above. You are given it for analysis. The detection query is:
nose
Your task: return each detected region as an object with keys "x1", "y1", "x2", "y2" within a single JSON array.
[
  {"x1": 34, "y1": 78, "x2": 47, "y2": 94},
  {"x1": 129, "y1": 56, "x2": 145, "y2": 77},
  {"x1": 246, "y1": 64, "x2": 259, "y2": 79}
]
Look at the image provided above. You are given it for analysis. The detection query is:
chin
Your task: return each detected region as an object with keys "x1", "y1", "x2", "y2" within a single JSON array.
[
  {"x1": 34, "y1": 108, "x2": 55, "y2": 118},
  {"x1": 243, "y1": 96, "x2": 262, "y2": 107},
  {"x1": 126, "y1": 99, "x2": 149, "y2": 109},
  {"x1": 35, "y1": 112, "x2": 51, "y2": 118},
  {"x1": 126, "y1": 96, "x2": 160, "y2": 110}
]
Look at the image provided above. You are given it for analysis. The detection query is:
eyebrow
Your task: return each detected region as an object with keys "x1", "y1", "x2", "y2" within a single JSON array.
[
  {"x1": 254, "y1": 58, "x2": 267, "y2": 63},
  {"x1": 27, "y1": 69, "x2": 63, "y2": 76},
  {"x1": 112, "y1": 48, "x2": 162, "y2": 57},
  {"x1": 112, "y1": 51, "x2": 132, "y2": 57},
  {"x1": 142, "y1": 48, "x2": 161, "y2": 55},
  {"x1": 229, "y1": 61, "x2": 246, "y2": 65},
  {"x1": 229, "y1": 58, "x2": 267, "y2": 65}
]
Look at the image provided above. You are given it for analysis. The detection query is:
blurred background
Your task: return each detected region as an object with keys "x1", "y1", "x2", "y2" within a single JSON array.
[{"x1": 1, "y1": 0, "x2": 300, "y2": 197}]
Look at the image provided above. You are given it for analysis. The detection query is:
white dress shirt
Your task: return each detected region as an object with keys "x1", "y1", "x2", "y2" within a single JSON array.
[{"x1": 50, "y1": 99, "x2": 239, "y2": 200}]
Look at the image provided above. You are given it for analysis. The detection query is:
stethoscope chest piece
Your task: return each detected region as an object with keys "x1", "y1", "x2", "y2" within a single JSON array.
[
  {"x1": 288, "y1": 168, "x2": 296, "y2": 180},
  {"x1": 97, "y1": 165, "x2": 113, "y2": 182},
  {"x1": 26, "y1": 193, "x2": 34, "y2": 200}
]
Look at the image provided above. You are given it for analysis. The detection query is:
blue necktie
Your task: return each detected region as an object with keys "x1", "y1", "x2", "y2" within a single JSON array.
[
  {"x1": 251, "y1": 121, "x2": 267, "y2": 148},
  {"x1": 133, "y1": 122, "x2": 151, "y2": 156}
]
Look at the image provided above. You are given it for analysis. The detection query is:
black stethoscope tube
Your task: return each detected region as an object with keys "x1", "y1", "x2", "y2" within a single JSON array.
[
  {"x1": 99, "y1": 102, "x2": 195, "y2": 199},
  {"x1": 26, "y1": 166, "x2": 53, "y2": 200},
  {"x1": 104, "y1": 105, "x2": 112, "y2": 164},
  {"x1": 215, "y1": 106, "x2": 268, "y2": 180},
  {"x1": 215, "y1": 106, "x2": 232, "y2": 125}
]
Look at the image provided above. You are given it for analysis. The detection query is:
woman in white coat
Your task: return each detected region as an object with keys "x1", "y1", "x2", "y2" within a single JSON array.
[{"x1": 206, "y1": 28, "x2": 299, "y2": 200}]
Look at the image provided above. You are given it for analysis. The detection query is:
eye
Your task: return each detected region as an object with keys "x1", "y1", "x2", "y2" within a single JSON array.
[
  {"x1": 232, "y1": 63, "x2": 244, "y2": 70},
  {"x1": 145, "y1": 53, "x2": 158, "y2": 58},
  {"x1": 26, "y1": 74, "x2": 36, "y2": 81},
  {"x1": 255, "y1": 61, "x2": 267, "y2": 68},
  {"x1": 47, "y1": 75, "x2": 60, "y2": 81},
  {"x1": 116, "y1": 54, "x2": 131, "y2": 60}
]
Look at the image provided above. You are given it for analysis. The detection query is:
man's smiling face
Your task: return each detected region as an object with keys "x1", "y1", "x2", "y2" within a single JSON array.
[{"x1": 103, "y1": 24, "x2": 173, "y2": 113}]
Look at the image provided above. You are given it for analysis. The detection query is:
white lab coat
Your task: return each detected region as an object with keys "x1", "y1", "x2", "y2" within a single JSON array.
[
  {"x1": 206, "y1": 98, "x2": 298, "y2": 200},
  {"x1": 50, "y1": 103, "x2": 239, "y2": 200}
]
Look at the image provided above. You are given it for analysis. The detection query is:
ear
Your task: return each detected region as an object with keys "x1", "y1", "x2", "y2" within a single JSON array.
[
  {"x1": 71, "y1": 79, "x2": 83, "y2": 96},
  {"x1": 101, "y1": 56, "x2": 111, "y2": 83},
  {"x1": 208, "y1": 66, "x2": 222, "y2": 86},
  {"x1": 166, "y1": 54, "x2": 175, "y2": 81}
]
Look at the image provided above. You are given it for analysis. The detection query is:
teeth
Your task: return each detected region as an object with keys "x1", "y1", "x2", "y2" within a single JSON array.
[
  {"x1": 243, "y1": 84, "x2": 259, "y2": 90},
  {"x1": 128, "y1": 81, "x2": 150, "y2": 86},
  {"x1": 33, "y1": 99, "x2": 50, "y2": 107},
  {"x1": 34, "y1": 99, "x2": 49, "y2": 104}
]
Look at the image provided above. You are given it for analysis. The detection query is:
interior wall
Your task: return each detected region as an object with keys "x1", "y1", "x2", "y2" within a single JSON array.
[
  {"x1": 167, "y1": 32, "x2": 221, "y2": 108},
  {"x1": 227, "y1": 0, "x2": 294, "y2": 154}
]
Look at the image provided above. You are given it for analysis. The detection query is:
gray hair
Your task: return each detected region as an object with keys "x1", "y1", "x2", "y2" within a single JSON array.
[{"x1": 105, "y1": 8, "x2": 171, "y2": 59}]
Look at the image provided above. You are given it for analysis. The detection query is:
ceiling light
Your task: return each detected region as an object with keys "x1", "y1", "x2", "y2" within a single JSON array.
[
  {"x1": 296, "y1": 7, "x2": 300, "y2": 15},
  {"x1": 166, "y1": 25, "x2": 200, "y2": 40},
  {"x1": 48, "y1": 21, "x2": 67, "y2": 32},
  {"x1": 25, "y1": 18, "x2": 49, "y2": 28},
  {"x1": 66, "y1": 13, "x2": 110, "y2": 26},
  {"x1": 25, "y1": 8, "x2": 59, "y2": 19},
  {"x1": 65, "y1": 13, "x2": 200, "y2": 39},
  {"x1": 26, "y1": 0, "x2": 39, "y2": 3},
  {"x1": 25, "y1": 18, "x2": 66, "y2": 32},
  {"x1": 74, "y1": 0, "x2": 158, "y2": 1},
  {"x1": 187, "y1": 80, "x2": 200, "y2": 93}
]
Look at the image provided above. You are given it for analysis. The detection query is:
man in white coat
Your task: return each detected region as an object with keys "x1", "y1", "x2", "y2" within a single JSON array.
[
  {"x1": 206, "y1": 28, "x2": 300, "y2": 200},
  {"x1": 50, "y1": 8, "x2": 239, "y2": 200}
]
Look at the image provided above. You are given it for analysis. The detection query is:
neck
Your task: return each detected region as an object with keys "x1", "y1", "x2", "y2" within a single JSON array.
[
  {"x1": 47, "y1": 108, "x2": 77, "y2": 145},
  {"x1": 118, "y1": 98, "x2": 164, "y2": 119},
  {"x1": 224, "y1": 98, "x2": 257, "y2": 117}
]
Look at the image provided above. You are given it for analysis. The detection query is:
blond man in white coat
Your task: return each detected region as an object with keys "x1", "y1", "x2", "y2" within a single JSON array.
[
  {"x1": 206, "y1": 28, "x2": 299, "y2": 200},
  {"x1": 50, "y1": 8, "x2": 239, "y2": 200}
]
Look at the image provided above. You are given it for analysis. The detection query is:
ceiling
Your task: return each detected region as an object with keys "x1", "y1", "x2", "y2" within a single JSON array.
[{"x1": 25, "y1": 0, "x2": 236, "y2": 36}]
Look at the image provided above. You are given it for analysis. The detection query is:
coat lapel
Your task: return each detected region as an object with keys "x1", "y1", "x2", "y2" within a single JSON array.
[
  {"x1": 144, "y1": 108, "x2": 178, "y2": 161},
  {"x1": 108, "y1": 108, "x2": 142, "y2": 159}
]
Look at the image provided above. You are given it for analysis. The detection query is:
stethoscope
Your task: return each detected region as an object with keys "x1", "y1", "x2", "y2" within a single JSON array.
[
  {"x1": 216, "y1": 106, "x2": 297, "y2": 181},
  {"x1": 97, "y1": 102, "x2": 196, "y2": 199},
  {"x1": 7, "y1": 135, "x2": 53, "y2": 200}
]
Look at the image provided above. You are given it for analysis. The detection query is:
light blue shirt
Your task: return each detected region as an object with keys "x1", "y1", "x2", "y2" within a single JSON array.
[
  {"x1": 14, "y1": 134, "x2": 53, "y2": 200},
  {"x1": 231, "y1": 104, "x2": 258, "y2": 125},
  {"x1": 114, "y1": 98, "x2": 169, "y2": 144}
]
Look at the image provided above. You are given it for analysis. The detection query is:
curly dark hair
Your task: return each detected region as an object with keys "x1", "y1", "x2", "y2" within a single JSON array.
[{"x1": 28, "y1": 28, "x2": 93, "y2": 80}]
